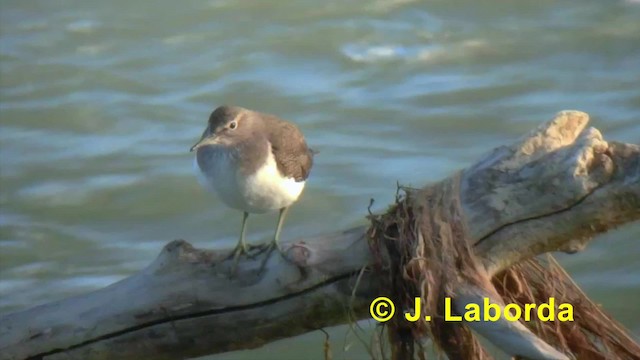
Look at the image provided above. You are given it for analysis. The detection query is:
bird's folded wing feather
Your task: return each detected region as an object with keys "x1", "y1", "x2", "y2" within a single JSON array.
[{"x1": 266, "y1": 117, "x2": 314, "y2": 182}]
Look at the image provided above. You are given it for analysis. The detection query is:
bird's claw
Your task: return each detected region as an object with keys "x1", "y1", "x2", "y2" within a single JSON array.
[
  {"x1": 228, "y1": 242, "x2": 261, "y2": 277},
  {"x1": 258, "y1": 241, "x2": 280, "y2": 273}
]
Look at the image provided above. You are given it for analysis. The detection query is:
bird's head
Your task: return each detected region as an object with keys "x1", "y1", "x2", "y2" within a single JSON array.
[{"x1": 190, "y1": 105, "x2": 258, "y2": 152}]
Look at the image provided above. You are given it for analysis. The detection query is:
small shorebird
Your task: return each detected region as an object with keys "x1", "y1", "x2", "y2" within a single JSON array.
[{"x1": 191, "y1": 105, "x2": 314, "y2": 269}]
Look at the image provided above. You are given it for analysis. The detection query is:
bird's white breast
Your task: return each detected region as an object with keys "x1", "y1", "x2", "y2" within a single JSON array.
[{"x1": 194, "y1": 150, "x2": 305, "y2": 213}]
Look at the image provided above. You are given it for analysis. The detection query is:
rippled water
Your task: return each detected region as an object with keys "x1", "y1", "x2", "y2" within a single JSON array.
[{"x1": 1, "y1": 0, "x2": 639, "y2": 359}]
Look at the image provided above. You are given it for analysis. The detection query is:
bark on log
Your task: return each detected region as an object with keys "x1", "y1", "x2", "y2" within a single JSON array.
[{"x1": 0, "y1": 111, "x2": 638, "y2": 360}]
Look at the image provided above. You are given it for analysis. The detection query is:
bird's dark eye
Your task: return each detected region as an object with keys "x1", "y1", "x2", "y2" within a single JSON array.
[{"x1": 229, "y1": 121, "x2": 237, "y2": 130}]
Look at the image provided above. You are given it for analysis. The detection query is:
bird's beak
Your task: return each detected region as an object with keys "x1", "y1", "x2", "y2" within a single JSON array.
[
  {"x1": 190, "y1": 127, "x2": 214, "y2": 152},
  {"x1": 189, "y1": 137, "x2": 205, "y2": 152},
  {"x1": 190, "y1": 134, "x2": 220, "y2": 152},
  {"x1": 189, "y1": 136, "x2": 215, "y2": 152}
]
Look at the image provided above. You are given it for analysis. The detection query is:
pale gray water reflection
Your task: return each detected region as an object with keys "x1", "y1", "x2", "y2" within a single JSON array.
[{"x1": 1, "y1": 0, "x2": 639, "y2": 359}]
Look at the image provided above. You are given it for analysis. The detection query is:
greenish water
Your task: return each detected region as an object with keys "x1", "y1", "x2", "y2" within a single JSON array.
[{"x1": 1, "y1": 0, "x2": 639, "y2": 359}]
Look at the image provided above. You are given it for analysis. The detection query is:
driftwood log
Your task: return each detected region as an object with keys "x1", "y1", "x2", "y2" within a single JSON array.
[{"x1": 0, "y1": 111, "x2": 638, "y2": 360}]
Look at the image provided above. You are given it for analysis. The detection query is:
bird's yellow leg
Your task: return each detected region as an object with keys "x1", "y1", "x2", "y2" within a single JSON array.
[
  {"x1": 259, "y1": 207, "x2": 288, "y2": 272},
  {"x1": 230, "y1": 211, "x2": 249, "y2": 275}
]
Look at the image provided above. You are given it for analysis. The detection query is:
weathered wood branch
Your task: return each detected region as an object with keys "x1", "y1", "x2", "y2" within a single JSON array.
[{"x1": 0, "y1": 111, "x2": 638, "y2": 360}]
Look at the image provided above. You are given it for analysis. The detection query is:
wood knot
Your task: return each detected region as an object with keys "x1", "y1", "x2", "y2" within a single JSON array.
[
  {"x1": 163, "y1": 239, "x2": 194, "y2": 253},
  {"x1": 286, "y1": 242, "x2": 311, "y2": 266}
]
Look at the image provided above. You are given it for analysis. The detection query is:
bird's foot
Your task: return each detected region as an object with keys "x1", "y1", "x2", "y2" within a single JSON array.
[
  {"x1": 229, "y1": 248, "x2": 243, "y2": 277},
  {"x1": 227, "y1": 242, "x2": 246, "y2": 260},
  {"x1": 226, "y1": 242, "x2": 262, "y2": 260},
  {"x1": 228, "y1": 242, "x2": 259, "y2": 277},
  {"x1": 257, "y1": 241, "x2": 280, "y2": 274}
]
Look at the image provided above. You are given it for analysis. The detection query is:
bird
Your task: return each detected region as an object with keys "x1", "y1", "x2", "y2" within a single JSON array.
[{"x1": 190, "y1": 105, "x2": 314, "y2": 271}]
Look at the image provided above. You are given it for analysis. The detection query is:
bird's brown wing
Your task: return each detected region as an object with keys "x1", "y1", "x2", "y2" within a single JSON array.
[{"x1": 264, "y1": 115, "x2": 314, "y2": 182}]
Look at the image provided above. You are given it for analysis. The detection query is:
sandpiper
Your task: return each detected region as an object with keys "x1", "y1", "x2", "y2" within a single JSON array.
[{"x1": 191, "y1": 105, "x2": 314, "y2": 269}]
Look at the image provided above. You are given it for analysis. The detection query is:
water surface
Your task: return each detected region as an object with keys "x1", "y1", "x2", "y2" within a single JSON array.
[{"x1": 1, "y1": 0, "x2": 639, "y2": 359}]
